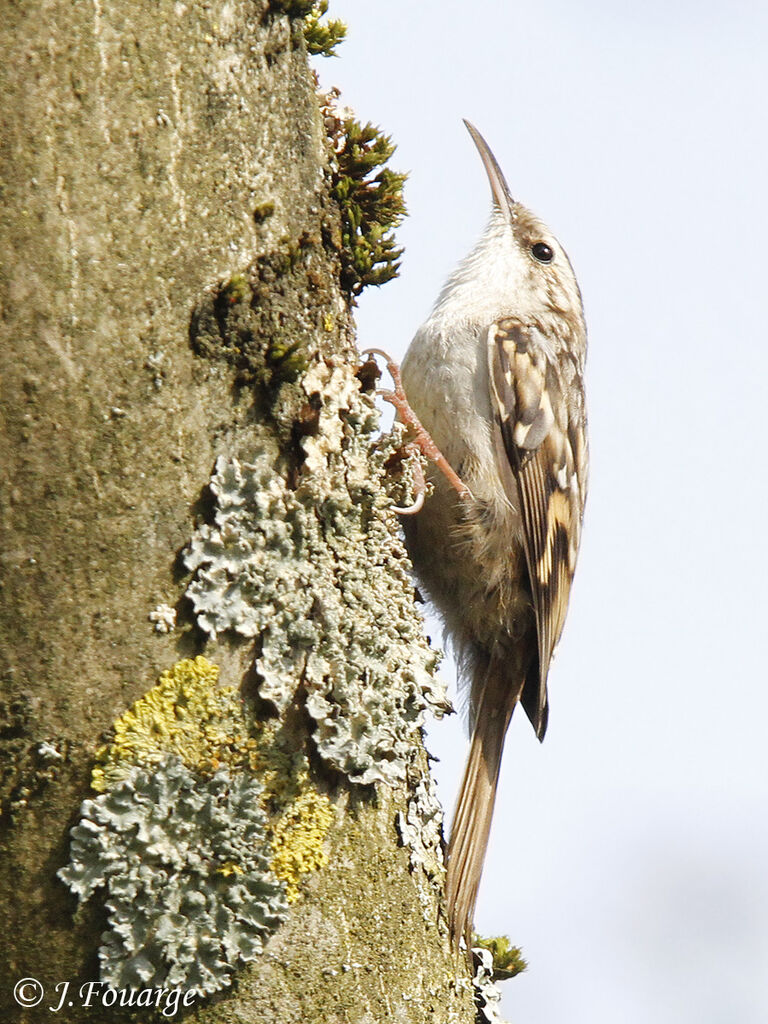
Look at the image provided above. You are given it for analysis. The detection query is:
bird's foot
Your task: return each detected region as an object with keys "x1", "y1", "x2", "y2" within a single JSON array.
[
  {"x1": 360, "y1": 348, "x2": 474, "y2": 505},
  {"x1": 390, "y1": 442, "x2": 426, "y2": 515}
]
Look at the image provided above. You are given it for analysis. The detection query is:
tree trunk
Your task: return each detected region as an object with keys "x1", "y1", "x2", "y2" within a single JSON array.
[{"x1": 0, "y1": 2, "x2": 477, "y2": 1021}]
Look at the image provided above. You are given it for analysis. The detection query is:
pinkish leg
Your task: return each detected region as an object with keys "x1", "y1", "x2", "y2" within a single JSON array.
[{"x1": 361, "y1": 348, "x2": 474, "y2": 503}]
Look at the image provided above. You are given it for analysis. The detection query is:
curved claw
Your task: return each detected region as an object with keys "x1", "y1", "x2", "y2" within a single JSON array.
[
  {"x1": 392, "y1": 489, "x2": 426, "y2": 516},
  {"x1": 392, "y1": 452, "x2": 426, "y2": 516},
  {"x1": 360, "y1": 348, "x2": 400, "y2": 391},
  {"x1": 361, "y1": 347, "x2": 398, "y2": 364}
]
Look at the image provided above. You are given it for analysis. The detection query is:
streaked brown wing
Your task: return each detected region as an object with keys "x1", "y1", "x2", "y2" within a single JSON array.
[{"x1": 487, "y1": 320, "x2": 587, "y2": 737}]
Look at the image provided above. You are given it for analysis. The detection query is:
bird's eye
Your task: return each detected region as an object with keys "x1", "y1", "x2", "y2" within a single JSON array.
[{"x1": 531, "y1": 242, "x2": 554, "y2": 263}]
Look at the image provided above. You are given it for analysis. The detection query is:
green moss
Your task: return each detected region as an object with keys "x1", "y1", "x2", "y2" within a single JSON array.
[
  {"x1": 222, "y1": 271, "x2": 251, "y2": 306},
  {"x1": 269, "y1": 0, "x2": 315, "y2": 16},
  {"x1": 266, "y1": 335, "x2": 310, "y2": 379},
  {"x1": 473, "y1": 934, "x2": 528, "y2": 980},
  {"x1": 328, "y1": 115, "x2": 408, "y2": 296},
  {"x1": 304, "y1": 0, "x2": 347, "y2": 57},
  {"x1": 189, "y1": 232, "x2": 333, "y2": 395}
]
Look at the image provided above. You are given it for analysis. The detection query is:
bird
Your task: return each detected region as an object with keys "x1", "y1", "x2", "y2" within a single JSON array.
[{"x1": 398, "y1": 120, "x2": 589, "y2": 947}]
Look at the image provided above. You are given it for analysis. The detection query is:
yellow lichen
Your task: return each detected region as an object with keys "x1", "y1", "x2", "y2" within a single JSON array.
[
  {"x1": 217, "y1": 862, "x2": 245, "y2": 877},
  {"x1": 244, "y1": 726, "x2": 334, "y2": 900},
  {"x1": 245, "y1": 723, "x2": 303, "y2": 803},
  {"x1": 269, "y1": 779, "x2": 334, "y2": 902},
  {"x1": 91, "y1": 657, "x2": 333, "y2": 900},
  {"x1": 91, "y1": 657, "x2": 247, "y2": 792}
]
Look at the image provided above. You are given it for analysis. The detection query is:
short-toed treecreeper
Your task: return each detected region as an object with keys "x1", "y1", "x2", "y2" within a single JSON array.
[{"x1": 400, "y1": 121, "x2": 589, "y2": 947}]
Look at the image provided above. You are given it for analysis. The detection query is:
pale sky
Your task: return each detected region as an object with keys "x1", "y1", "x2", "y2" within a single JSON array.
[{"x1": 314, "y1": 3, "x2": 768, "y2": 1021}]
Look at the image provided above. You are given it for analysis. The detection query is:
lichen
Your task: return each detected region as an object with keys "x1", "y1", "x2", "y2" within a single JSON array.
[
  {"x1": 184, "y1": 358, "x2": 448, "y2": 786},
  {"x1": 472, "y1": 946, "x2": 512, "y2": 1024},
  {"x1": 0, "y1": 694, "x2": 68, "y2": 823},
  {"x1": 90, "y1": 656, "x2": 242, "y2": 792},
  {"x1": 89, "y1": 658, "x2": 333, "y2": 895},
  {"x1": 394, "y1": 753, "x2": 448, "y2": 931},
  {"x1": 243, "y1": 720, "x2": 334, "y2": 901},
  {"x1": 61, "y1": 658, "x2": 334, "y2": 990},
  {"x1": 270, "y1": 782, "x2": 334, "y2": 901},
  {"x1": 148, "y1": 602, "x2": 176, "y2": 633},
  {"x1": 397, "y1": 753, "x2": 444, "y2": 880},
  {"x1": 59, "y1": 757, "x2": 287, "y2": 994},
  {"x1": 471, "y1": 937, "x2": 526, "y2": 1024}
]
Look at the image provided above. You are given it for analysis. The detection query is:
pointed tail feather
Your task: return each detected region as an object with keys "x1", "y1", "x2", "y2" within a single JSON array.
[{"x1": 445, "y1": 661, "x2": 523, "y2": 947}]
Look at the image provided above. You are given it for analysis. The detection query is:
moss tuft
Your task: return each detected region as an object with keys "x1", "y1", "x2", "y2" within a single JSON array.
[
  {"x1": 327, "y1": 114, "x2": 408, "y2": 296},
  {"x1": 222, "y1": 271, "x2": 251, "y2": 306},
  {"x1": 304, "y1": 0, "x2": 347, "y2": 57},
  {"x1": 266, "y1": 334, "x2": 310, "y2": 382},
  {"x1": 269, "y1": 0, "x2": 316, "y2": 17},
  {"x1": 473, "y1": 934, "x2": 528, "y2": 980}
]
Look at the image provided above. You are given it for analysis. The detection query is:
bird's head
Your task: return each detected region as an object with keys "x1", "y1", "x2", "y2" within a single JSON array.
[{"x1": 438, "y1": 121, "x2": 584, "y2": 335}]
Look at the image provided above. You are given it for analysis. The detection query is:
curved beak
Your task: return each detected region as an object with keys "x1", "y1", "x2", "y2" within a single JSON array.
[{"x1": 463, "y1": 119, "x2": 516, "y2": 216}]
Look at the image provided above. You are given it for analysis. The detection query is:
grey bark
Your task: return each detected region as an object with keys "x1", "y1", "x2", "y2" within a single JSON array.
[{"x1": 0, "y1": 1, "x2": 475, "y2": 1021}]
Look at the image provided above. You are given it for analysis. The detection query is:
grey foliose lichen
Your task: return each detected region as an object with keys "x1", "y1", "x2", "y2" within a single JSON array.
[
  {"x1": 472, "y1": 947, "x2": 511, "y2": 1024},
  {"x1": 184, "y1": 357, "x2": 448, "y2": 785},
  {"x1": 58, "y1": 756, "x2": 287, "y2": 994},
  {"x1": 397, "y1": 755, "x2": 446, "y2": 917}
]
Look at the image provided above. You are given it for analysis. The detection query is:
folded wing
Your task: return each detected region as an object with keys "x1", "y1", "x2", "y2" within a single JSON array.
[{"x1": 487, "y1": 319, "x2": 588, "y2": 738}]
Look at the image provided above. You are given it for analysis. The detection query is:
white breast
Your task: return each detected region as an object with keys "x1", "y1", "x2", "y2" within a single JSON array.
[{"x1": 401, "y1": 318, "x2": 495, "y2": 481}]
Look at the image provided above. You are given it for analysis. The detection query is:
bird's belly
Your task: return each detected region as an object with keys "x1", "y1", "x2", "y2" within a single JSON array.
[
  {"x1": 401, "y1": 326, "x2": 531, "y2": 654},
  {"x1": 402, "y1": 484, "x2": 531, "y2": 661}
]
